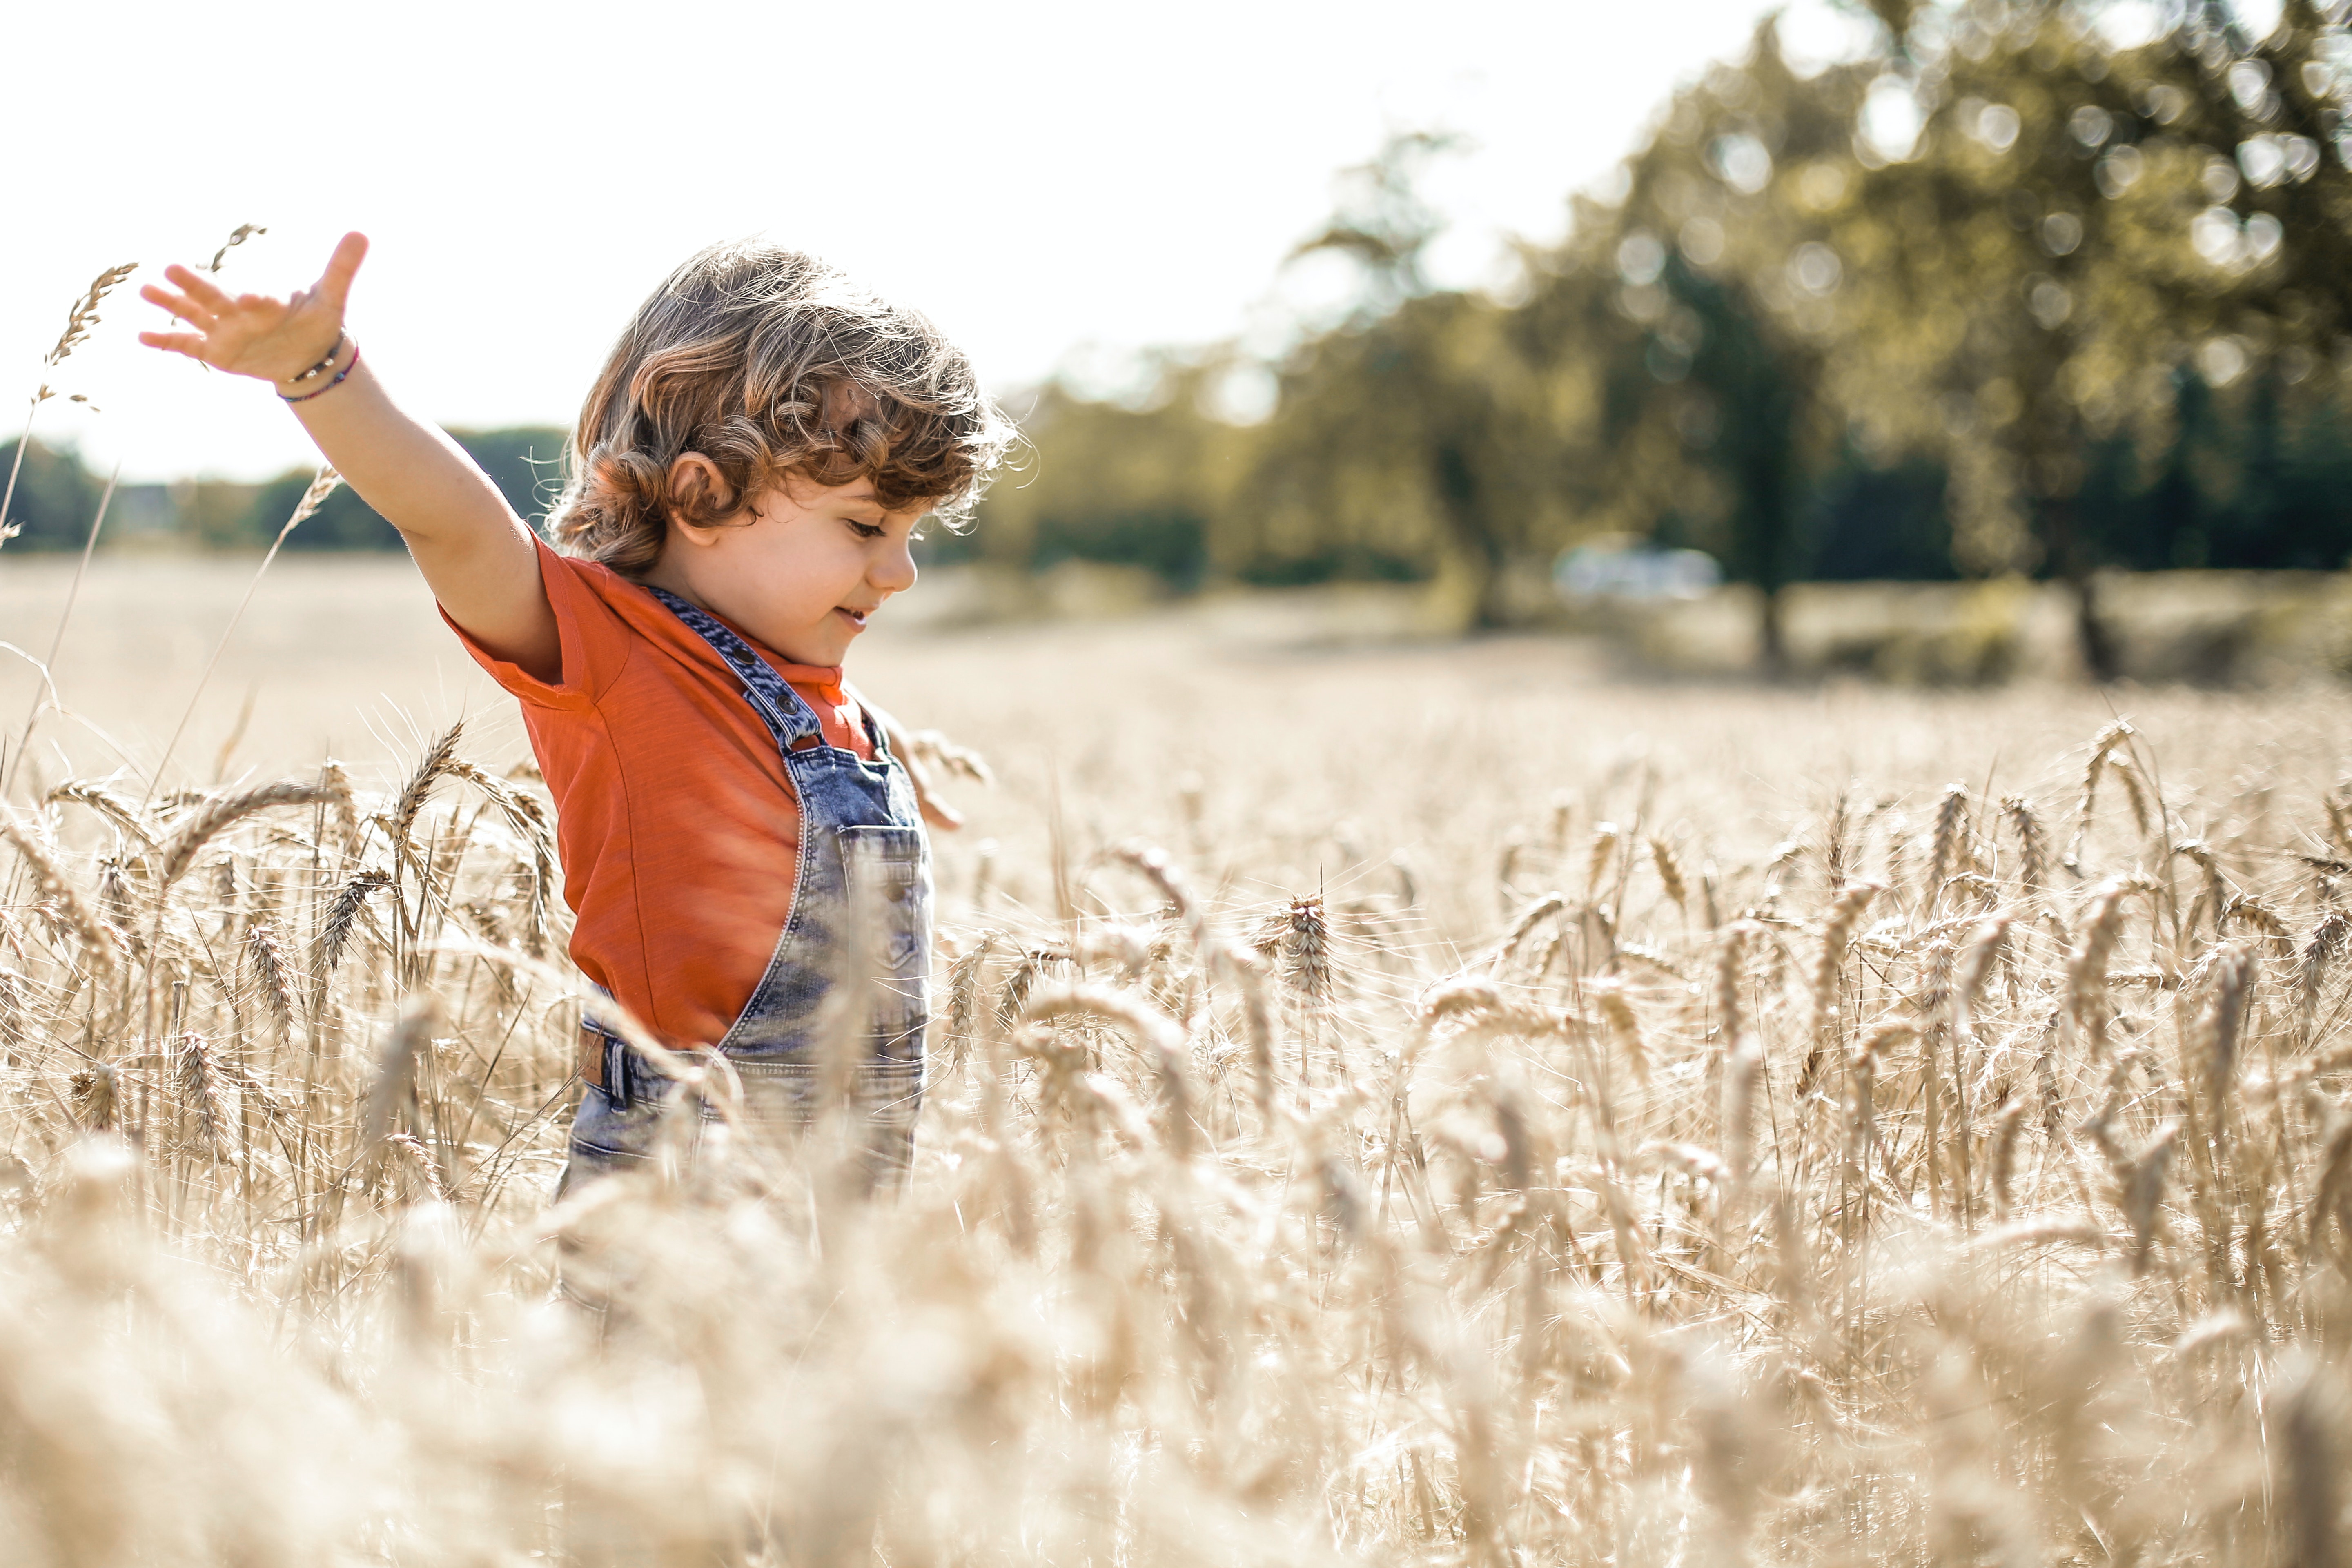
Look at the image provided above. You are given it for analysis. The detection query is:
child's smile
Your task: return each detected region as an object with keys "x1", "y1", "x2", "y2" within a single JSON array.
[{"x1": 643, "y1": 472, "x2": 923, "y2": 667}]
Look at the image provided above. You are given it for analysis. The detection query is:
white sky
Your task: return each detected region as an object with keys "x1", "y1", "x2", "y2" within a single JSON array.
[{"x1": 3, "y1": 0, "x2": 1900, "y2": 483}]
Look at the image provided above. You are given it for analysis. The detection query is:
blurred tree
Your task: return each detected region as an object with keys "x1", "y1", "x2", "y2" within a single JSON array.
[
  {"x1": 964, "y1": 375, "x2": 1241, "y2": 589},
  {"x1": 1286, "y1": 130, "x2": 1461, "y2": 320},
  {"x1": 2192, "y1": 0, "x2": 2352, "y2": 351},
  {"x1": 0, "y1": 439, "x2": 99, "y2": 550},
  {"x1": 2137, "y1": 0, "x2": 2352, "y2": 570},
  {"x1": 1519, "y1": 27, "x2": 1875, "y2": 669},
  {"x1": 175, "y1": 479, "x2": 265, "y2": 548},
  {"x1": 1223, "y1": 134, "x2": 1576, "y2": 625},
  {"x1": 1802, "y1": 451, "x2": 1958, "y2": 580},
  {"x1": 1820, "y1": 0, "x2": 2352, "y2": 675},
  {"x1": 235, "y1": 467, "x2": 397, "y2": 550},
  {"x1": 462, "y1": 426, "x2": 573, "y2": 529},
  {"x1": 1811, "y1": 9, "x2": 2136, "y2": 675},
  {"x1": 957, "y1": 0, "x2": 2352, "y2": 673},
  {"x1": 1227, "y1": 289, "x2": 1567, "y2": 619},
  {"x1": 234, "y1": 427, "x2": 569, "y2": 550}
]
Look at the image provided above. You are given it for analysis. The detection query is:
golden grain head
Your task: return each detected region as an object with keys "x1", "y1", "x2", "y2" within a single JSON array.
[{"x1": 204, "y1": 223, "x2": 266, "y2": 273}]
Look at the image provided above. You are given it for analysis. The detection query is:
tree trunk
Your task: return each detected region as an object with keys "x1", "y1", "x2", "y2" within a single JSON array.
[
  {"x1": 1433, "y1": 440, "x2": 1512, "y2": 630},
  {"x1": 2038, "y1": 491, "x2": 2118, "y2": 682},
  {"x1": 1470, "y1": 550, "x2": 1515, "y2": 631},
  {"x1": 1756, "y1": 582, "x2": 1788, "y2": 678},
  {"x1": 2066, "y1": 567, "x2": 2119, "y2": 684}
]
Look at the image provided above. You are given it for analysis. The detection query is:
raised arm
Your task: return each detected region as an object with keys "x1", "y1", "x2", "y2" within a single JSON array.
[{"x1": 139, "y1": 233, "x2": 562, "y2": 682}]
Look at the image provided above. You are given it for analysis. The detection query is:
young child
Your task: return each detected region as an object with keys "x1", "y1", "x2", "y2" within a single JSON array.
[{"x1": 138, "y1": 234, "x2": 1010, "y2": 1188}]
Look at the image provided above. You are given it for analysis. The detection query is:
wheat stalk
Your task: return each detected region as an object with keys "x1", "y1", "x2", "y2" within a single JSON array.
[
  {"x1": 1, "y1": 263, "x2": 138, "y2": 560},
  {"x1": 1800, "y1": 881, "x2": 1881, "y2": 1096},
  {"x1": 205, "y1": 223, "x2": 266, "y2": 273},
  {"x1": 155, "y1": 781, "x2": 339, "y2": 889},
  {"x1": 173, "y1": 1031, "x2": 223, "y2": 1158},
  {"x1": 45, "y1": 780, "x2": 154, "y2": 848},
  {"x1": 0, "y1": 804, "x2": 116, "y2": 977},
  {"x1": 317, "y1": 868, "x2": 392, "y2": 973}
]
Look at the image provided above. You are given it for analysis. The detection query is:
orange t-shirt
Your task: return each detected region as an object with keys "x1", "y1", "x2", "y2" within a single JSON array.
[{"x1": 445, "y1": 538, "x2": 873, "y2": 1060}]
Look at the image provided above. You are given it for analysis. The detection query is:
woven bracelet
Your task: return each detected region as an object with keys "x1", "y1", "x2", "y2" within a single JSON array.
[
  {"x1": 279, "y1": 344, "x2": 360, "y2": 404},
  {"x1": 286, "y1": 331, "x2": 348, "y2": 384}
]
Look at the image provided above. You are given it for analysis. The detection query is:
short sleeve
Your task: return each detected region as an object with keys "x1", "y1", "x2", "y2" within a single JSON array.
[{"x1": 440, "y1": 537, "x2": 633, "y2": 710}]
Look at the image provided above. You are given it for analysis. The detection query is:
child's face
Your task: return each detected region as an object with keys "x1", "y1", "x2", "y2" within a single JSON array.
[{"x1": 667, "y1": 473, "x2": 924, "y2": 667}]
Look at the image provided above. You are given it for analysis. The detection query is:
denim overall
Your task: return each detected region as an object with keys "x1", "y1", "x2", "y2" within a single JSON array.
[{"x1": 561, "y1": 586, "x2": 931, "y2": 1189}]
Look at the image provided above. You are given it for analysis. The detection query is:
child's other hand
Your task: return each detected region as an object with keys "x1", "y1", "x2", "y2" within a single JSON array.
[{"x1": 137, "y1": 232, "x2": 367, "y2": 386}]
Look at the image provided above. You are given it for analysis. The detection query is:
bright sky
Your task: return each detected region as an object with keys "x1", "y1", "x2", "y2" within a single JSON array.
[{"x1": 7, "y1": 0, "x2": 1914, "y2": 483}]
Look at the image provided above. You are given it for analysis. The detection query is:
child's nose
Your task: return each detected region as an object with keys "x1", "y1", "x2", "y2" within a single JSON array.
[{"x1": 873, "y1": 536, "x2": 917, "y2": 595}]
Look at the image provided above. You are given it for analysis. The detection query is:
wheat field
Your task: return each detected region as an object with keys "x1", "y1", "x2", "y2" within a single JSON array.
[{"x1": 2, "y1": 550, "x2": 2352, "y2": 1566}]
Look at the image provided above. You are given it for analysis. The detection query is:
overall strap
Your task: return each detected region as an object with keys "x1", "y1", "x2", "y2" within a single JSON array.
[{"x1": 643, "y1": 585, "x2": 825, "y2": 752}]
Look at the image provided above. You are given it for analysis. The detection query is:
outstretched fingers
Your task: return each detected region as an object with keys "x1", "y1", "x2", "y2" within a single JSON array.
[
  {"x1": 138, "y1": 281, "x2": 215, "y2": 328},
  {"x1": 160, "y1": 263, "x2": 235, "y2": 314},
  {"x1": 136, "y1": 330, "x2": 209, "y2": 359}
]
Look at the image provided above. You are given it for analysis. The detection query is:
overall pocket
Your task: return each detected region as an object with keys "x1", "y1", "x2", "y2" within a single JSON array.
[
  {"x1": 836, "y1": 826, "x2": 927, "y2": 962},
  {"x1": 835, "y1": 824, "x2": 931, "y2": 1069}
]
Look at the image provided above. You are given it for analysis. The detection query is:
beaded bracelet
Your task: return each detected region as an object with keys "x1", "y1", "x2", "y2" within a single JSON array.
[
  {"x1": 286, "y1": 331, "x2": 348, "y2": 384},
  {"x1": 279, "y1": 343, "x2": 360, "y2": 404}
]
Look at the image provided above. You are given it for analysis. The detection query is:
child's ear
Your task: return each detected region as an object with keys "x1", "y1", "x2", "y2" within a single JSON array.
[{"x1": 664, "y1": 452, "x2": 737, "y2": 537}]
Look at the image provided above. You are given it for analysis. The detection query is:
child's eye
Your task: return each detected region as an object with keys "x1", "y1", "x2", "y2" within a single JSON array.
[{"x1": 849, "y1": 520, "x2": 886, "y2": 540}]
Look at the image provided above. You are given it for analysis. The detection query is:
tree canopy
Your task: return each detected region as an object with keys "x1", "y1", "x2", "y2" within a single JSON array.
[{"x1": 973, "y1": 0, "x2": 2352, "y2": 671}]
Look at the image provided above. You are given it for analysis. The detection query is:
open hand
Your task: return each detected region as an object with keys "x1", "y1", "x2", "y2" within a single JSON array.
[{"x1": 138, "y1": 232, "x2": 367, "y2": 385}]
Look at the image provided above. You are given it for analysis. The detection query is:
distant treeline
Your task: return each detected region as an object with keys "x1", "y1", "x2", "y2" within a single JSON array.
[
  {"x1": 964, "y1": 1, "x2": 2352, "y2": 674},
  {"x1": 0, "y1": 429, "x2": 568, "y2": 553},
  {"x1": 967, "y1": 355, "x2": 2352, "y2": 587}
]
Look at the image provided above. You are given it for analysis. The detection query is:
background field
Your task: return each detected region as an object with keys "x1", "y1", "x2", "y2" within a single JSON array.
[{"x1": 9, "y1": 553, "x2": 2345, "y2": 941}]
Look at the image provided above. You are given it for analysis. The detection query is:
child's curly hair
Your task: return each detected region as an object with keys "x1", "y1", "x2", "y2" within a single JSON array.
[{"x1": 548, "y1": 240, "x2": 1012, "y2": 573}]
